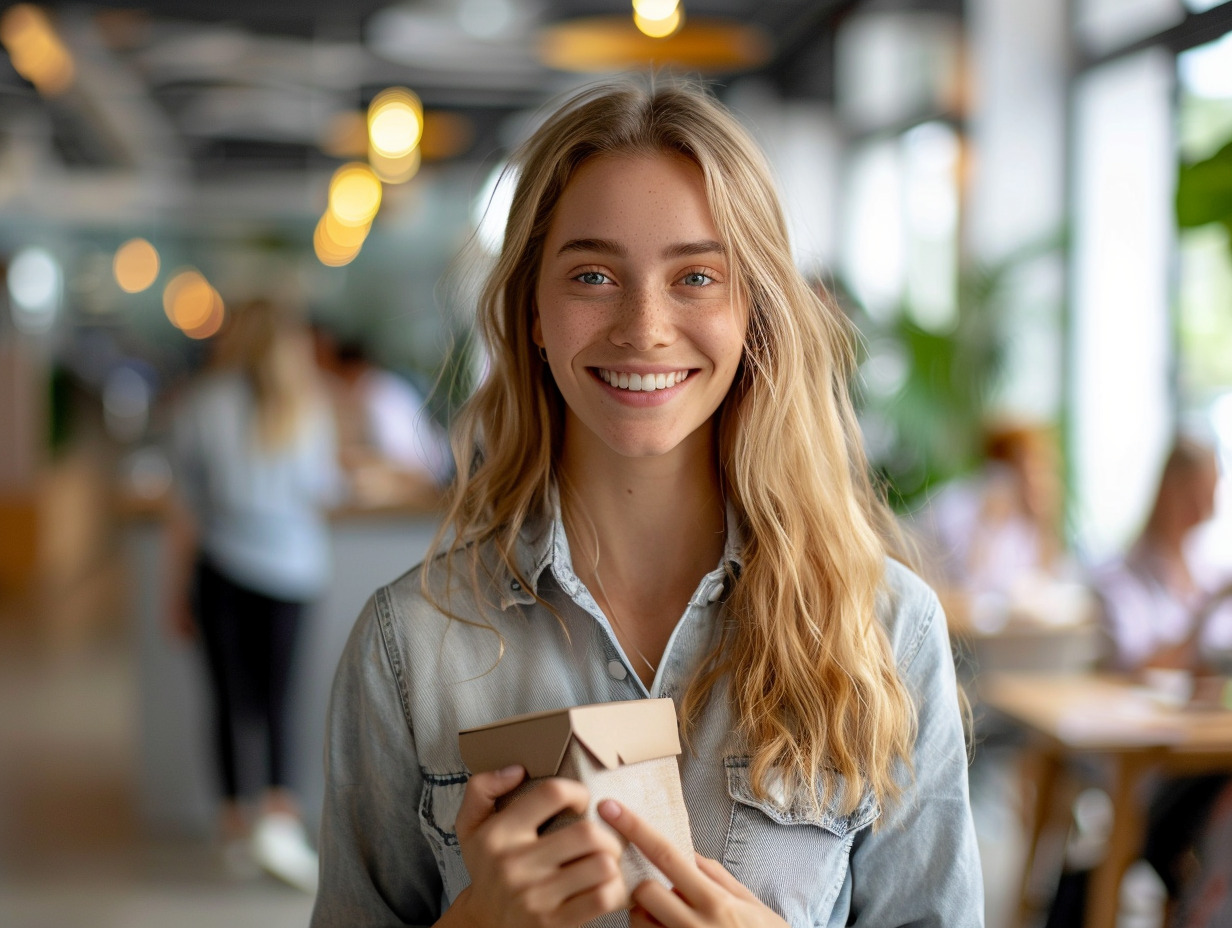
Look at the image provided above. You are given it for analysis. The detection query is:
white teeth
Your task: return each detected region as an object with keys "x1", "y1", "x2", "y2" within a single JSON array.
[{"x1": 597, "y1": 369, "x2": 690, "y2": 393}]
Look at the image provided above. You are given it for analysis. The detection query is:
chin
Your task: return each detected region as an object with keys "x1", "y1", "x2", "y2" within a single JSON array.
[{"x1": 596, "y1": 431, "x2": 679, "y2": 459}]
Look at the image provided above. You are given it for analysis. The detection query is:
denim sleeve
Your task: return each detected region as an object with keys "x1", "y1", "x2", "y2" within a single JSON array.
[
  {"x1": 311, "y1": 589, "x2": 443, "y2": 928},
  {"x1": 845, "y1": 591, "x2": 985, "y2": 927}
]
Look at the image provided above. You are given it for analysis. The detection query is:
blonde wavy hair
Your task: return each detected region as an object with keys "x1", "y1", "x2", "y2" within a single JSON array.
[
  {"x1": 215, "y1": 299, "x2": 321, "y2": 451},
  {"x1": 427, "y1": 78, "x2": 916, "y2": 815}
]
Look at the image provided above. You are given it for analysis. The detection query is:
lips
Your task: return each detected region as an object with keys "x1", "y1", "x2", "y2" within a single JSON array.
[{"x1": 596, "y1": 368, "x2": 691, "y2": 393}]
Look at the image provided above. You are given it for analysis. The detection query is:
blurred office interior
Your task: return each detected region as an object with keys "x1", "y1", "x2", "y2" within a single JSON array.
[{"x1": 2, "y1": 0, "x2": 1232, "y2": 926}]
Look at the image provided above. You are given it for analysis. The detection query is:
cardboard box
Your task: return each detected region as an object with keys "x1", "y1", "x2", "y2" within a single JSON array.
[{"x1": 459, "y1": 698, "x2": 694, "y2": 907}]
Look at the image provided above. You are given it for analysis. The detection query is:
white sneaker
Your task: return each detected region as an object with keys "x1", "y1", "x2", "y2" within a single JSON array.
[{"x1": 251, "y1": 812, "x2": 319, "y2": 894}]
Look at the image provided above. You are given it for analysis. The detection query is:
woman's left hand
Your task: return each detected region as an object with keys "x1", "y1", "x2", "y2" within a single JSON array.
[{"x1": 597, "y1": 799, "x2": 790, "y2": 928}]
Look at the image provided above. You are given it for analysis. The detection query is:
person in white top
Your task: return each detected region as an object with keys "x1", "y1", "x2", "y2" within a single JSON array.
[
  {"x1": 169, "y1": 299, "x2": 342, "y2": 893},
  {"x1": 913, "y1": 422, "x2": 1090, "y2": 633},
  {"x1": 314, "y1": 332, "x2": 453, "y2": 506},
  {"x1": 1093, "y1": 436, "x2": 1232, "y2": 672},
  {"x1": 334, "y1": 342, "x2": 452, "y2": 482},
  {"x1": 1042, "y1": 436, "x2": 1232, "y2": 926}
]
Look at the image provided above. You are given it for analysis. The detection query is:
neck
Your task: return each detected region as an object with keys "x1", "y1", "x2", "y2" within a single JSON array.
[
  {"x1": 558, "y1": 426, "x2": 727, "y2": 685},
  {"x1": 559, "y1": 429, "x2": 726, "y2": 583}
]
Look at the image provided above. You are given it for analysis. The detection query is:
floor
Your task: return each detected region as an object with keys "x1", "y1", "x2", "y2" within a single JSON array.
[{"x1": 0, "y1": 557, "x2": 315, "y2": 928}]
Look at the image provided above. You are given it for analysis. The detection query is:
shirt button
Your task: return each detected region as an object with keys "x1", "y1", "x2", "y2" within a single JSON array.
[
  {"x1": 707, "y1": 583, "x2": 723, "y2": 602},
  {"x1": 606, "y1": 660, "x2": 628, "y2": 680}
]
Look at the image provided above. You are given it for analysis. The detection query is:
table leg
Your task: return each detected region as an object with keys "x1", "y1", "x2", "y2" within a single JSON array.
[
  {"x1": 1084, "y1": 755, "x2": 1150, "y2": 928},
  {"x1": 1015, "y1": 747, "x2": 1063, "y2": 928}
]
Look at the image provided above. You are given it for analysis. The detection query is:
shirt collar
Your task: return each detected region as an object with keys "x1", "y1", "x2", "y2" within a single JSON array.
[{"x1": 504, "y1": 485, "x2": 745, "y2": 607}]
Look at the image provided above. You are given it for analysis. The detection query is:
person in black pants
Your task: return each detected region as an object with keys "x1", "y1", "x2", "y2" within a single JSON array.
[
  {"x1": 194, "y1": 559, "x2": 304, "y2": 807},
  {"x1": 169, "y1": 299, "x2": 342, "y2": 891}
]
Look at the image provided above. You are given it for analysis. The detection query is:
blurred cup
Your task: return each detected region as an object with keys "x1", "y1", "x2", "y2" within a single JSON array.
[{"x1": 1142, "y1": 668, "x2": 1194, "y2": 707}]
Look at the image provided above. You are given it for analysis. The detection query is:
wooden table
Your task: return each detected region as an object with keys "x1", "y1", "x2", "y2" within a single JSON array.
[{"x1": 979, "y1": 673, "x2": 1232, "y2": 928}]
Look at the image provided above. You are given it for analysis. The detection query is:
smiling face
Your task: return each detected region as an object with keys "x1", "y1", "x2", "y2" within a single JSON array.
[{"x1": 533, "y1": 152, "x2": 748, "y2": 467}]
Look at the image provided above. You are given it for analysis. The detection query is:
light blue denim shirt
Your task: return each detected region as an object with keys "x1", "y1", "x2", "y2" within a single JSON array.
[{"x1": 312, "y1": 512, "x2": 984, "y2": 927}]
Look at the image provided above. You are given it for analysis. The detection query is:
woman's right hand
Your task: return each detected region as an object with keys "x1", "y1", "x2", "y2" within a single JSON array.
[{"x1": 442, "y1": 766, "x2": 628, "y2": 928}]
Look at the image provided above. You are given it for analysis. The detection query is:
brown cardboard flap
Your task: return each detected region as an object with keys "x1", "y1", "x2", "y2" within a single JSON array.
[
  {"x1": 459, "y1": 698, "x2": 681, "y2": 776},
  {"x1": 568, "y1": 699, "x2": 681, "y2": 769},
  {"x1": 459, "y1": 712, "x2": 576, "y2": 778}
]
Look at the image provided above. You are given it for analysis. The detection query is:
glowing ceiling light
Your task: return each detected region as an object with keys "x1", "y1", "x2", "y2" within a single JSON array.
[
  {"x1": 538, "y1": 17, "x2": 770, "y2": 73},
  {"x1": 328, "y1": 162, "x2": 382, "y2": 226},
  {"x1": 314, "y1": 216, "x2": 365, "y2": 268},
  {"x1": 0, "y1": 4, "x2": 75, "y2": 95},
  {"x1": 163, "y1": 269, "x2": 219, "y2": 333},
  {"x1": 370, "y1": 146, "x2": 421, "y2": 185},
  {"x1": 368, "y1": 87, "x2": 423, "y2": 159},
  {"x1": 183, "y1": 293, "x2": 225, "y2": 340},
  {"x1": 633, "y1": 0, "x2": 679, "y2": 19},
  {"x1": 113, "y1": 237, "x2": 160, "y2": 293},
  {"x1": 320, "y1": 210, "x2": 371, "y2": 251},
  {"x1": 634, "y1": 6, "x2": 684, "y2": 38}
]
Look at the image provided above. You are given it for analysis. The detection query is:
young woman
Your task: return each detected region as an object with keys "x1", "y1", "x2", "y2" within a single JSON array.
[
  {"x1": 312, "y1": 79, "x2": 983, "y2": 927},
  {"x1": 170, "y1": 299, "x2": 341, "y2": 891}
]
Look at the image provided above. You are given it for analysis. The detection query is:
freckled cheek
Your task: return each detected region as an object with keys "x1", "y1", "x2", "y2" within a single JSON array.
[
  {"x1": 694, "y1": 318, "x2": 747, "y2": 368},
  {"x1": 539, "y1": 306, "x2": 607, "y2": 365}
]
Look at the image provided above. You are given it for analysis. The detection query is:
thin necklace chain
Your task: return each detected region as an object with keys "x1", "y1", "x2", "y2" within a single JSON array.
[
  {"x1": 560, "y1": 502, "x2": 660, "y2": 677},
  {"x1": 590, "y1": 565, "x2": 658, "y2": 676},
  {"x1": 562, "y1": 496, "x2": 726, "y2": 679}
]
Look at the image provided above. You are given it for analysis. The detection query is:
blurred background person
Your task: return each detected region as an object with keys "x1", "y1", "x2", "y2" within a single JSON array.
[
  {"x1": 167, "y1": 299, "x2": 343, "y2": 893},
  {"x1": 313, "y1": 327, "x2": 451, "y2": 508},
  {"x1": 1093, "y1": 435, "x2": 1232, "y2": 673},
  {"x1": 1045, "y1": 436, "x2": 1232, "y2": 928},
  {"x1": 913, "y1": 420, "x2": 1090, "y2": 634}
]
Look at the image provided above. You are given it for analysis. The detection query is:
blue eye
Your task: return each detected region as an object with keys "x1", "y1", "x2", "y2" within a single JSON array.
[
  {"x1": 682, "y1": 272, "x2": 713, "y2": 286},
  {"x1": 576, "y1": 271, "x2": 609, "y2": 285}
]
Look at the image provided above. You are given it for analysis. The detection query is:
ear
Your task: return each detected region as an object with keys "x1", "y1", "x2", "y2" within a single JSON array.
[{"x1": 531, "y1": 313, "x2": 543, "y2": 349}]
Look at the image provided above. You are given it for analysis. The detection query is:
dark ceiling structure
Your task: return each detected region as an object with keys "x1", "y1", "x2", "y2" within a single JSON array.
[
  {"x1": 0, "y1": 0, "x2": 967, "y2": 235},
  {"x1": 0, "y1": 0, "x2": 881, "y2": 177}
]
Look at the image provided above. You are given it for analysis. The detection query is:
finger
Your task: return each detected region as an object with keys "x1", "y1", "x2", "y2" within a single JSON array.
[
  {"x1": 631, "y1": 878, "x2": 701, "y2": 928},
  {"x1": 498, "y1": 777, "x2": 592, "y2": 833},
  {"x1": 695, "y1": 856, "x2": 758, "y2": 901},
  {"x1": 524, "y1": 849, "x2": 622, "y2": 913},
  {"x1": 500, "y1": 818, "x2": 624, "y2": 888},
  {"x1": 630, "y1": 903, "x2": 668, "y2": 928},
  {"x1": 598, "y1": 799, "x2": 707, "y2": 903},
  {"x1": 534, "y1": 817, "x2": 624, "y2": 869},
  {"x1": 554, "y1": 872, "x2": 630, "y2": 928},
  {"x1": 455, "y1": 765, "x2": 525, "y2": 839}
]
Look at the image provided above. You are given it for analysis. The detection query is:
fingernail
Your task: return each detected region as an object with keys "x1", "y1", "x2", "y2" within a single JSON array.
[
  {"x1": 598, "y1": 799, "x2": 621, "y2": 819},
  {"x1": 499, "y1": 764, "x2": 522, "y2": 777}
]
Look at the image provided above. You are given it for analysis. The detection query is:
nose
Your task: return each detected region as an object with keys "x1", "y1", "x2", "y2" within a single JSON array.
[{"x1": 608, "y1": 283, "x2": 674, "y2": 351}]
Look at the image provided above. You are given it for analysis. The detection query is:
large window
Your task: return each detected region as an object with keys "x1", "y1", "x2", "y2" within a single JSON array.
[{"x1": 1177, "y1": 29, "x2": 1232, "y2": 559}]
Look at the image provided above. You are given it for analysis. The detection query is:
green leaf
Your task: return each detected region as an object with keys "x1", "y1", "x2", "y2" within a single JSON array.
[{"x1": 1177, "y1": 139, "x2": 1232, "y2": 228}]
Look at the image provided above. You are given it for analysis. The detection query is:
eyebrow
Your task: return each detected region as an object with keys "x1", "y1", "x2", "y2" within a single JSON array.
[{"x1": 555, "y1": 238, "x2": 726, "y2": 259}]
